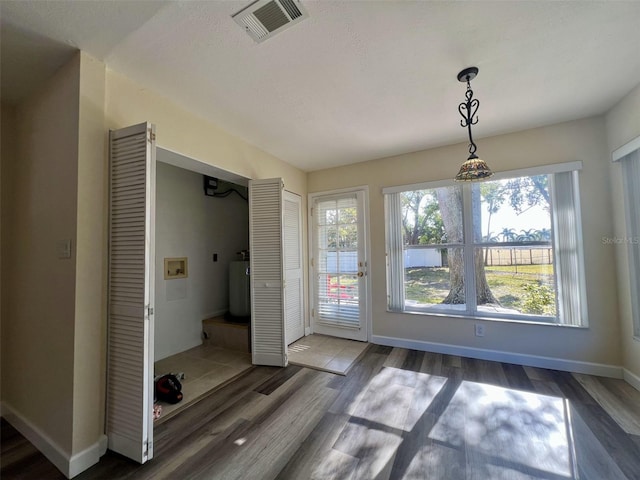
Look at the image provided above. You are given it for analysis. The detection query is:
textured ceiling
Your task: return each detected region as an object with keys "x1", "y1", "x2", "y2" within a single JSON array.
[{"x1": 2, "y1": 1, "x2": 640, "y2": 171}]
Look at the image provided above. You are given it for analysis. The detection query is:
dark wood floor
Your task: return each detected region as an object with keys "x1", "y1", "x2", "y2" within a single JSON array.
[{"x1": 2, "y1": 345, "x2": 640, "y2": 479}]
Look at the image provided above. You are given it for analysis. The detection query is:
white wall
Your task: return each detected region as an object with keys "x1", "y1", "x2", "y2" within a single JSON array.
[
  {"x1": 1, "y1": 52, "x2": 109, "y2": 475},
  {"x1": 155, "y1": 161, "x2": 249, "y2": 361},
  {"x1": 605, "y1": 82, "x2": 640, "y2": 385},
  {"x1": 2, "y1": 53, "x2": 80, "y2": 455}
]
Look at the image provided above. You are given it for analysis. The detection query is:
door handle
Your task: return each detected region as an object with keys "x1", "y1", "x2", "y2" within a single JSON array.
[{"x1": 357, "y1": 271, "x2": 364, "y2": 277}]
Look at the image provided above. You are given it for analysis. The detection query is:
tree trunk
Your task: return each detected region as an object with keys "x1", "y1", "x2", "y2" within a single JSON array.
[
  {"x1": 442, "y1": 248, "x2": 465, "y2": 303},
  {"x1": 437, "y1": 187, "x2": 499, "y2": 306},
  {"x1": 475, "y1": 248, "x2": 499, "y2": 304}
]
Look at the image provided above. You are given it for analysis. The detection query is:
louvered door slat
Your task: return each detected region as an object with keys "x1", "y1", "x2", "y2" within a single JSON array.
[
  {"x1": 106, "y1": 122, "x2": 155, "y2": 464},
  {"x1": 249, "y1": 179, "x2": 286, "y2": 366}
]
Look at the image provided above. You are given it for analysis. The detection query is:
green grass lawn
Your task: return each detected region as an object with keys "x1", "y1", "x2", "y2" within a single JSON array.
[{"x1": 405, "y1": 264, "x2": 556, "y2": 315}]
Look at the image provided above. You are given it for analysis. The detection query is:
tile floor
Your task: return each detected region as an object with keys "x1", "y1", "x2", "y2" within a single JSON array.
[
  {"x1": 288, "y1": 334, "x2": 369, "y2": 375},
  {"x1": 154, "y1": 344, "x2": 252, "y2": 422},
  {"x1": 154, "y1": 335, "x2": 366, "y2": 422}
]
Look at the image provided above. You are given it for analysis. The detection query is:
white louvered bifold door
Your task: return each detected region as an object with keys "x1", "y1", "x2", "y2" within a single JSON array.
[
  {"x1": 107, "y1": 122, "x2": 155, "y2": 463},
  {"x1": 249, "y1": 178, "x2": 287, "y2": 366},
  {"x1": 283, "y1": 191, "x2": 305, "y2": 345}
]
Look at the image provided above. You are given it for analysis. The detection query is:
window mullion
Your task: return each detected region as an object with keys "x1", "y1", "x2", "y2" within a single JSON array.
[{"x1": 462, "y1": 184, "x2": 477, "y2": 315}]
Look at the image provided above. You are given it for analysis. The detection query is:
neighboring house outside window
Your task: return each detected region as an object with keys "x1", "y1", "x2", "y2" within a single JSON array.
[{"x1": 384, "y1": 162, "x2": 587, "y2": 326}]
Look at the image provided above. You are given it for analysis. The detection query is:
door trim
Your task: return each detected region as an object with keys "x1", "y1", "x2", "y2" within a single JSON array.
[{"x1": 308, "y1": 186, "x2": 371, "y2": 342}]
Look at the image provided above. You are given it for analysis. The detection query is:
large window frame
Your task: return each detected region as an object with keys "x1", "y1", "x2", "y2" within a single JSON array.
[
  {"x1": 613, "y1": 140, "x2": 640, "y2": 340},
  {"x1": 384, "y1": 161, "x2": 588, "y2": 327}
]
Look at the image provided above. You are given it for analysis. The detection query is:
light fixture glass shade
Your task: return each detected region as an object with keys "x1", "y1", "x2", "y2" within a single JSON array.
[{"x1": 455, "y1": 154, "x2": 494, "y2": 182}]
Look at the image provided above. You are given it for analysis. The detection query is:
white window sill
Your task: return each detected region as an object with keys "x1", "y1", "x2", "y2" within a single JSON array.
[{"x1": 388, "y1": 305, "x2": 587, "y2": 328}]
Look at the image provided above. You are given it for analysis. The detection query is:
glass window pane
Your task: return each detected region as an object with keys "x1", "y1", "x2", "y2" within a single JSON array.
[
  {"x1": 315, "y1": 203, "x2": 337, "y2": 225},
  {"x1": 404, "y1": 247, "x2": 465, "y2": 311},
  {"x1": 400, "y1": 186, "x2": 462, "y2": 245},
  {"x1": 338, "y1": 206, "x2": 357, "y2": 224},
  {"x1": 476, "y1": 246, "x2": 557, "y2": 318},
  {"x1": 336, "y1": 251, "x2": 358, "y2": 273},
  {"x1": 472, "y1": 175, "x2": 552, "y2": 243},
  {"x1": 339, "y1": 224, "x2": 358, "y2": 249},
  {"x1": 317, "y1": 225, "x2": 337, "y2": 250},
  {"x1": 319, "y1": 274, "x2": 359, "y2": 308}
]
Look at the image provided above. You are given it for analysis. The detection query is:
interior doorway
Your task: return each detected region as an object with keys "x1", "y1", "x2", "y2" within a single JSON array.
[
  {"x1": 152, "y1": 148, "x2": 253, "y2": 423},
  {"x1": 106, "y1": 124, "x2": 304, "y2": 462}
]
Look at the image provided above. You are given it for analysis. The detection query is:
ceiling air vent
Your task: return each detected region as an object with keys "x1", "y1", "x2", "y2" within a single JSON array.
[{"x1": 233, "y1": 0, "x2": 309, "y2": 43}]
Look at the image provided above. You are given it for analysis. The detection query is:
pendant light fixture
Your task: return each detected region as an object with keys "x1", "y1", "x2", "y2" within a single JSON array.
[{"x1": 455, "y1": 67, "x2": 493, "y2": 181}]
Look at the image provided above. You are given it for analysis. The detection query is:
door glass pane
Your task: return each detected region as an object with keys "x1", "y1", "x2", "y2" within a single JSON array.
[
  {"x1": 339, "y1": 224, "x2": 358, "y2": 250},
  {"x1": 315, "y1": 195, "x2": 361, "y2": 328}
]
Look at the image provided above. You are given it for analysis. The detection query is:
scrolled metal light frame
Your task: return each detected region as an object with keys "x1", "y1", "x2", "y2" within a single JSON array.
[{"x1": 454, "y1": 67, "x2": 493, "y2": 182}]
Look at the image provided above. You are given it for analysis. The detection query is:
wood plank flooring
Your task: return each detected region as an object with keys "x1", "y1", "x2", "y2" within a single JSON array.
[{"x1": 2, "y1": 345, "x2": 640, "y2": 480}]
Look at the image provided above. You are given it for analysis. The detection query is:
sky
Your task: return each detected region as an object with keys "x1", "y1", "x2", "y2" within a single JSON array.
[{"x1": 481, "y1": 202, "x2": 551, "y2": 239}]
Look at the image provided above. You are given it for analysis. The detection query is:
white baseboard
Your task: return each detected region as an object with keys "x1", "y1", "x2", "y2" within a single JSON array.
[
  {"x1": 1, "y1": 402, "x2": 106, "y2": 478},
  {"x1": 371, "y1": 335, "x2": 624, "y2": 379},
  {"x1": 1, "y1": 402, "x2": 70, "y2": 476},
  {"x1": 68, "y1": 434, "x2": 108, "y2": 478},
  {"x1": 623, "y1": 368, "x2": 640, "y2": 392}
]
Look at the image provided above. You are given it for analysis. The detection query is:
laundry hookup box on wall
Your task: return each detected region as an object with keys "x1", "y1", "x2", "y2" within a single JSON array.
[{"x1": 164, "y1": 257, "x2": 188, "y2": 279}]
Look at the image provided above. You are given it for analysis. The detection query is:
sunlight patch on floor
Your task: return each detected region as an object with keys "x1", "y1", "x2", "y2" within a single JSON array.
[
  {"x1": 289, "y1": 343, "x2": 311, "y2": 353},
  {"x1": 430, "y1": 380, "x2": 574, "y2": 479}
]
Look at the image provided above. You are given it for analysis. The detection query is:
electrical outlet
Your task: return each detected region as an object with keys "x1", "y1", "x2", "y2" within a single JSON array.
[
  {"x1": 213, "y1": 253, "x2": 218, "y2": 262},
  {"x1": 475, "y1": 323, "x2": 485, "y2": 337}
]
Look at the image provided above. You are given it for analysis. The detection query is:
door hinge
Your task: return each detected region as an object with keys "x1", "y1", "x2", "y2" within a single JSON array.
[
  {"x1": 147, "y1": 128, "x2": 156, "y2": 142},
  {"x1": 147, "y1": 306, "x2": 154, "y2": 316},
  {"x1": 310, "y1": 207, "x2": 313, "y2": 216},
  {"x1": 310, "y1": 258, "x2": 314, "y2": 267},
  {"x1": 311, "y1": 308, "x2": 315, "y2": 317},
  {"x1": 144, "y1": 439, "x2": 152, "y2": 457}
]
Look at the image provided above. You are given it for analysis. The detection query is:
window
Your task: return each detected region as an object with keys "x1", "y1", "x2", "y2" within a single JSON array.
[
  {"x1": 617, "y1": 148, "x2": 640, "y2": 338},
  {"x1": 384, "y1": 163, "x2": 587, "y2": 326}
]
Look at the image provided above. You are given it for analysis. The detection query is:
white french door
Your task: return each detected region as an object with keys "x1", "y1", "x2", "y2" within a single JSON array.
[
  {"x1": 310, "y1": 189, "x2": 369, "y2": 341},
  {"x1": 106, "y1": 122, "x2": 155, "y2": 463}
]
